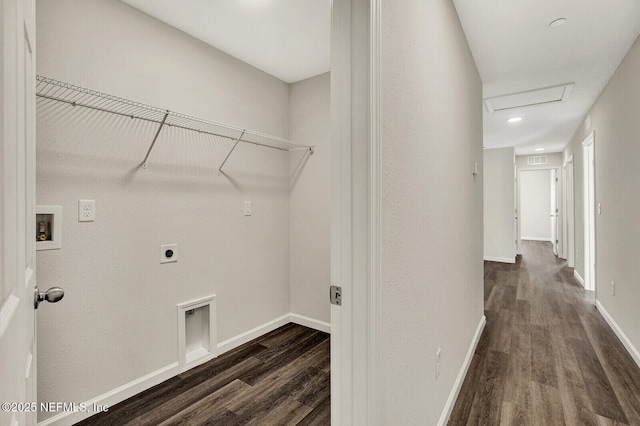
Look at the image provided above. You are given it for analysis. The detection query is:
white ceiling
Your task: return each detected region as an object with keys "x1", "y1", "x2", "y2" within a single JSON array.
[
  {"x1": 120, "y1": 0, "x2": 331, "y2": 84},
  {"x1": 121, "y1": 1, "x2": 640, "y2": 156},
  {"x1": 454, "y1": 0, "x2": 640, "y2": 155}
]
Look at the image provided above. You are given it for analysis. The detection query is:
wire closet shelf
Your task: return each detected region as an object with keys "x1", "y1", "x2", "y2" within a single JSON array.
[{"x1": 35, "y1": 75, "x2": 314, "y2": 172}]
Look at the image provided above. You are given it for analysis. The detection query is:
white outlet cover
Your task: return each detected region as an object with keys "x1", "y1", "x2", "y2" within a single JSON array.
[
  {"x1": 160, "y1": 244, "x2": 178, "y2": 264},
  {"x1": 78, "y1": 199, "x2": 95, "y2": 222}
]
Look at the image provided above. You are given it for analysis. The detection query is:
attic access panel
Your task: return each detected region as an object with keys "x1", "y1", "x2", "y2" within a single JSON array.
[{"x1": 484, "y1": 83, "x2": 574, "y2": 113}]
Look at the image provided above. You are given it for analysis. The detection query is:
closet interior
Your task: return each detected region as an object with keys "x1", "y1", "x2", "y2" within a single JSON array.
[{"x1": 35, "y1": 1, "x2": 331, "y2": 424}]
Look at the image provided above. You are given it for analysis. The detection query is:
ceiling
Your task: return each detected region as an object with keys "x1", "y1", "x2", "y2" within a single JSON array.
[
  {"x1": 121, "y1": 1, "x2": 640, "y2": 156},
  {"x1": 454, "y1": 0, "x2": 640, "y2": 155},
  {"x1": 120, "y1": 0, "x2": 331, "y2": 84}
]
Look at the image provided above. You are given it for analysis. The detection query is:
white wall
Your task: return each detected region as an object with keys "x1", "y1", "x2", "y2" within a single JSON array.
[
  {"x1": 564, "y1": 34, "x2": 640, "y2": 364},
  {"x1": 380, "y1": 1, "x2": 485, "y2": 423},
  {"x1": 36, "y1": 0, "x2": 294, "y2": 421},
  {"x1": 483, "y1": 148, "x2": 515, "y2": 263},
  {"x1": 289, "y1": 73, "x2": 330, "y2": 326},
  {"x1": 520, "y1": 169, "x2": 552, "y2": 241}
]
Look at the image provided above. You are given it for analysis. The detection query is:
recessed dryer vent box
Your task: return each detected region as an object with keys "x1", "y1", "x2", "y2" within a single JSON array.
[
  {"x1": 177, "y1": 295, "x2": 217, "y2": 371},
  {"x1": 36, "y1": 205, "x2": 62, "y2": 250}
]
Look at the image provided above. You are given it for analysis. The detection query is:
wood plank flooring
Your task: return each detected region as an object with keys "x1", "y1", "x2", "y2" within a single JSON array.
[
  {"x1": 75, "y1": 324, "x2": 329, "y2": 426},
  {"x1": 449, "y1": 241, "x2": 640, "y2": 425}
]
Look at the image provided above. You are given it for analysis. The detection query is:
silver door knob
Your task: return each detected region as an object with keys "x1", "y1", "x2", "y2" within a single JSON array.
[{"x1": 34, "y1": 286, "x2": 64, "y2": 309}]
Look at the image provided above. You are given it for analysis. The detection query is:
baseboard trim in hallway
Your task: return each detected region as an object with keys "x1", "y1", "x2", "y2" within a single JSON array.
[
  {"x1": 574, "y1": 270, "x2": 585, "y2": 286},
  {"x1": 597, "y1": 300, "x2": 640, "y2": 369},
  {"x1": 484, "y1": 256, "x2": 516, "y2": 264},
  {"x1": 438, "y1": 315, "x2": 486, "y2": 426}
]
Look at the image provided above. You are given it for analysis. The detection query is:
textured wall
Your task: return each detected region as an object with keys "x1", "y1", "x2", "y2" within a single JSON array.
[
  {"x1": 36, "y1": 0, "x2": 292, "y2": 420},
  {"x1": 520, "y1": 169, "x2": 552, "y2": 241},
  {"x1": 565, "y1": 34, "x2": 640, "y2": 359},
  {"x1": 483, "y1": 147, "x2": 515, "y2": 262},
  {"x1": 380, "y1": 0, "x2": 485, "y2": 423},
  {"x1": 289, "y1": 73, "x2": 330, "y2": 324}
]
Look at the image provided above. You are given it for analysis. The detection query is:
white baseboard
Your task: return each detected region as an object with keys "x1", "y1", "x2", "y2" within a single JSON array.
[
  {"x1": 216, "y1": 314, "x2": 291, "y2": 355},
  {"x1": 290, "y1": 313, "x2": 331, "y2": 333},
  {"x1": 38, "y1": 362, "x2": 180, "y2": 426},
  {"x1": 484, "y1": 256, "x2": 516, "y2": 264},
  {"x1": 217, "y1": 313, "x2": 330, "y2": 356},
  {"x1": 39, "y1": 313, "x2": 329, "y2": 426},
  {"x1": 574, "y1": 270, "x2": 585, "y2": 287},
  {"x1": 596, "y1": 300, "x2": 640, "y2": 369},
  {"x1": 438, "y1": 315, "x2": 487, "y2": 426},
  {"x1": 521, "y1": 237, "x2": 553, "y2": 242}
]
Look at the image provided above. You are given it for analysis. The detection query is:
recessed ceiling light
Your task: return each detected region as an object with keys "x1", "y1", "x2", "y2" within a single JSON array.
[
  {"x1": 507, "y1": 117, "x2": 522, "y2": 123},
  {"x1": 549, "y1": 18, "x2": 567, "y2": 28},
  {"x1": 535, "y1": 148, "x2": 545, "y2": 152}
]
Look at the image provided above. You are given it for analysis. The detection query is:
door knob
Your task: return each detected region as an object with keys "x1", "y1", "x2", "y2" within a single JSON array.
[{"x1": 34, "y1": 286, "x2": 64, "y2": 309}]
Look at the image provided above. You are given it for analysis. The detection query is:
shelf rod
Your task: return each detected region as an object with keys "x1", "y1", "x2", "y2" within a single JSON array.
[
  {"x1": 218, "y1": 130, "x2": 246, "y2": 175},
  {"x1": 141, "y1": 111, "x2": 169, "y2": 168}
]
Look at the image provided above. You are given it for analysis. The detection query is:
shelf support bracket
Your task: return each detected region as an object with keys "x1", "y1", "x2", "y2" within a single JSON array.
[
  {"x1": 141, "y1": 111, "x2": 169, "y2": 168},
  {"x1": 218, "y1": 130, "x2": 245, "y2": 175}
]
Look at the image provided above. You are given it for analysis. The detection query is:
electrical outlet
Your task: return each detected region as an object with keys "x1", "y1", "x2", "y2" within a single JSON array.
[
  {"x1": 78, "y1": 199, "x2": 95, "y2": 222},
  {"x1": 244, "y1": 201, "x2": 252, "y2": 216},
  {"x1": 436, "y1": 347, "x2": 442, "y2": 379},
  {"x1": 611, "y1": 281, "x2": 615, "y2": 296}
]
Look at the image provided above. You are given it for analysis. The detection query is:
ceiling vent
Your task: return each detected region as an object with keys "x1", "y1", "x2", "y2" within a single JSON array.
[{"x1": 484, "y1": 83, "x2": 574, "y2": 113}]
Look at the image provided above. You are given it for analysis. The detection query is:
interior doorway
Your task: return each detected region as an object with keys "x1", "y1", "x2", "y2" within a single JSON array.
[
  {"x1": 550, "y1": 169, "x2": 558, "y2": 255},
  {"x1": 564, "y1": 155, "x2": 575, "y2": 267},
  {"x1": 582, "y1": 132, "x2": 596, "y2": 291},
  {"x1": 518, "y1": 168, "x2": 560, "y2": 251}
]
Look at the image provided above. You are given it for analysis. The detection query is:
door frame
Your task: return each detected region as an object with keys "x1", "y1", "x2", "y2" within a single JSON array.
[
  {"x1": 330, "y1": 0, "x2": 381, "y2": 424},
  {"x1": 582, "y1": 131, "x2": 596, "y2": 292},
  {"x1": 550, "y1": 168, "x2": 558, "y2": 255},
  {"x1": 516, "y1": 166, "x2": 562, "y2": 252},
  {"x1": 563, "y1": 154, "x2": 575, "y2": 267}
]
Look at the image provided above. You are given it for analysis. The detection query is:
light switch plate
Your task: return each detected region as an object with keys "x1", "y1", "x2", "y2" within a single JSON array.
[{"x1": 244, "y1": 201, "x2": 252, "y2": 216}]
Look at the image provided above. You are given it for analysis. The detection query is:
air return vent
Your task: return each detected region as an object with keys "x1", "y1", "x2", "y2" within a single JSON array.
[
  {"x1": 484, "y1": 83, "x2": 574, "y2": 113},
  {"x1": 527, "y1": 155, "x2": 548, "y2": 166}
]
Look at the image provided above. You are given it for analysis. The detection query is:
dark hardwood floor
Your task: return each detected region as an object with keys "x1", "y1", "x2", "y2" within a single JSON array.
[
  {"x1": 75, "y1": 324, "x2": 330, "y2": 426},
  {"x1": 449, "y1": 241, "x2": 640, "y2": 425}
]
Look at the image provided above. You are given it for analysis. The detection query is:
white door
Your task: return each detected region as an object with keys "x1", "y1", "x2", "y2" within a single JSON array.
[
  {"x1": 550, "y1": 169, "x2": 558, "y2": 255},
  {"x1": 1, "y1": 0, "x2": 38, "y2": 424}
]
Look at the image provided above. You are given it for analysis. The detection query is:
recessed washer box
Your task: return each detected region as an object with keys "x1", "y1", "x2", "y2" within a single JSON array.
[
  {"x1": 36, "y1": 205, "x2": 62, "y2": 250},
  {"x1": 160, "y1": 244, "x2": 177, "y2": 264}
]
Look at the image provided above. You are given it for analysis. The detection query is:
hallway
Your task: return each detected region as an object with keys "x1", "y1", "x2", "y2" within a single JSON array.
[{"x1": 449, "y1": 241, "x2": 640, "y2": 425}]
